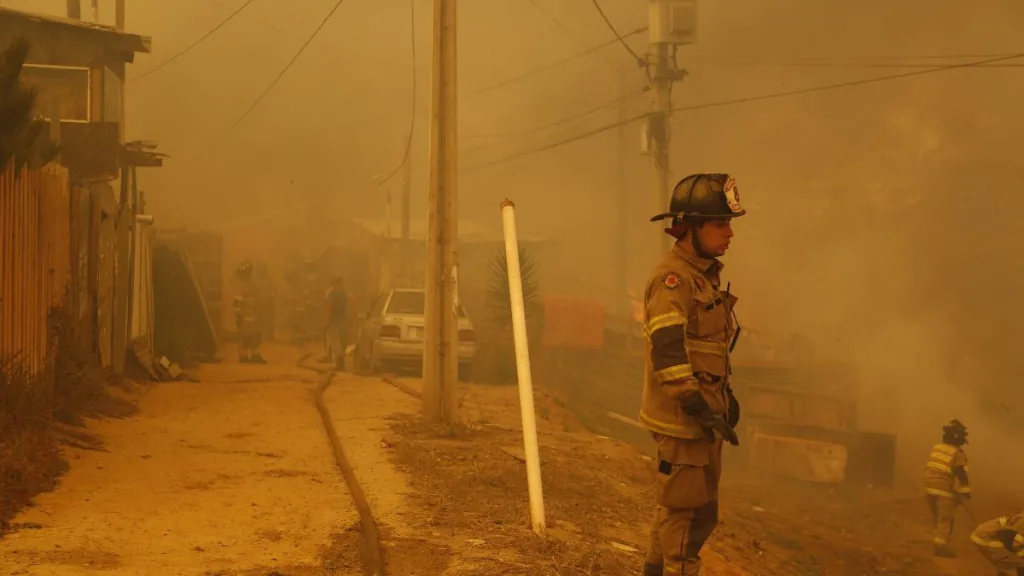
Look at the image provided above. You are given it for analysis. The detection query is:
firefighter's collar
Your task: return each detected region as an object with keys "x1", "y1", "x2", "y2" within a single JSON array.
[{"x1": 673, "y1": 241, "x2": 722, "y2": 275}]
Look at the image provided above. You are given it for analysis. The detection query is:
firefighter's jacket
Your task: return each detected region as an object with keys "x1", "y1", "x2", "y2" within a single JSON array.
[
  {"x1": 923, "y1": 442, "x2": 972, "y2": 498},
  {"x1": 639, "y1": 242, "x2": 737, "y2": 440},
  {"x1": 233, "y1": 281, "x2": 259, "y2": 332},
  {"x1": 971, "y1": 512, "x2": 1024, "y2": 559}
]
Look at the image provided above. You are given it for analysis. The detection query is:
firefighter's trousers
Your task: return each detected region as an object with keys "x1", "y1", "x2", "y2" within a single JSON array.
[
  {"x1": 646, "y1": 434, "x2": 723, "y2": 575},
  {"x1": 926, "y1": 493, "x2": 958, "y2": 547}
]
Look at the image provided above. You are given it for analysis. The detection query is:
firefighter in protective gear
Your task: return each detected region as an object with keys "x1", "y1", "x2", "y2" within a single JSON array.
[
  {"x1": 923, "y1": 419, "x2": 971, "y2": 557},
  {"x1": 233, "y1": 261, "x2": 266, "y2": 364},
  {"x1": 640, "y1": 173, "x2": 745, "y2": 576},
  {"x1": 971, "y1": 511, "x2": 1024, "y2": 576}
]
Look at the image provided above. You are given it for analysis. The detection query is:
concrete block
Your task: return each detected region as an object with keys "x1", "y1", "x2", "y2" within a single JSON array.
[{"x1": 750, "y1": 432, "x2": 848, "y2": 484}]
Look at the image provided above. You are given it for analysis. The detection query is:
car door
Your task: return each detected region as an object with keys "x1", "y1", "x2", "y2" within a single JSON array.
[{"x1": 359, "y1": 291, "x2": 390, "y2": 349}]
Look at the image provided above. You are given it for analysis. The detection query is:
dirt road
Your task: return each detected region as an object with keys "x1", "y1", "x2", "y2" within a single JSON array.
[{"x1": 0, "y1": 351, "x2": 361, "y2": 576}]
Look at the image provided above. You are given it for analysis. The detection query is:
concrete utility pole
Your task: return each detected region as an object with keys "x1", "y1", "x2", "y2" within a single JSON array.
[
  {"x1": 423, "y1": 0, "x2": 460, "y2": 425},
  {"x1": 647, "y1": 0, "x2": 695, "y2": 255}
]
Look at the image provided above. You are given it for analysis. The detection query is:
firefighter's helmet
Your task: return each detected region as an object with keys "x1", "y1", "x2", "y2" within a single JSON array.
[
  {"x1": 942, "y1": 419, "x2": 968, "y2": 446},
  {"x1": 650, "y1": 173, "x2": 747, "y2": 223}
]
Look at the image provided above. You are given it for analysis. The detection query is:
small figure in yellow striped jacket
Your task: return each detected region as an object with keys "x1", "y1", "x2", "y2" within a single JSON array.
[
  {"x1": 923, "y1": 419, "x2": 972, "y2": 557},
  {"x1": 970, "y1": 511, "x2": 1024, "y2": 576}
]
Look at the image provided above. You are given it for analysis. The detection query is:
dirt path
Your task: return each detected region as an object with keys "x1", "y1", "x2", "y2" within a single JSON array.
[
  {"x1": 319, "y1": 370, "x2": 453, "y2": 575},
  {"x1": 0, "y1": 354, "x2": 360, "y2": 576}
]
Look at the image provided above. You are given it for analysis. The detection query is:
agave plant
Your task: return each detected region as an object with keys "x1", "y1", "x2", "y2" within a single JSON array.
[
  {"x1": 0, "y1": 38, "x2": 57, "y2": 173},
  {"x1": 485, "y1": 243, "x2": 540, "y2": 330}
]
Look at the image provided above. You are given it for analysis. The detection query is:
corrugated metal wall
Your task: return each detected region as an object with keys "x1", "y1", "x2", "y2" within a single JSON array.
[{"x1": 0, "y1": 161, "x2": 71, "y2": 373}]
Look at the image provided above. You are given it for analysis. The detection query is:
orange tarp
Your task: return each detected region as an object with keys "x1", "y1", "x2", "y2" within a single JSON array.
[{"x1": 541, "y1": 294, "x2": 605, "y2": 349}]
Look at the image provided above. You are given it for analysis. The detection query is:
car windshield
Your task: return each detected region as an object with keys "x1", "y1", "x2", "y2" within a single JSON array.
[
  {"x1": 385, "y1": 291, "x2": 467, "y2": 317},
  {"x1": 386, "y1": 291, "x2": 425, "y2": 315}
]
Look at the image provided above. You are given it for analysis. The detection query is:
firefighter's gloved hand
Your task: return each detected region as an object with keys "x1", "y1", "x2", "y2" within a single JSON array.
[
  {"x1": 680, "y1": 391, "x2": 740, "y2": 446},
  {"x1": 996, "y1": 529, "x2": 1017, "y2": 552},
  {"x1": 701, "y1": 414, "x2": 740, "y2": 446}
]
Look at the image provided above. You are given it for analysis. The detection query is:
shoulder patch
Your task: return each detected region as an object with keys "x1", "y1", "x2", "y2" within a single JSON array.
[{"x1": 662, "y1": 272, "x2": 682, "y2": 290}]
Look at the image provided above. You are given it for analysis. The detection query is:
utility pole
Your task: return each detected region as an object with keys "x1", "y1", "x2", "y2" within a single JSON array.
[
  {"x1": 647, "y1": 0, "x2": 695, "y2": 255},
  {"x1": 650, "y1": 41, "x2": 672, "y2": 255},
  {"x1": 400, "y1": 158, "x2": 412, "y2": 287},
  {"x1": 423, "y1": 0, "x2": 459, "y2": 425},
  {"x1": 615, "y1": 70, "x2": 630, "y2": 348},
  {"x1": 116, "y1": 0, "x2": 125, "y2": 31},
  {"x1": 401, "y1": 158, "x2": 411, "y2": 241},
  {"x1": 66, "y1": 0, "x2": 81, "y2": 19}
]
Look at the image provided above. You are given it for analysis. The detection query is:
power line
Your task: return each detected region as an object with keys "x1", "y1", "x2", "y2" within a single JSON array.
[
  {"x1": 716, "y1": 58, "x2": 1024, "y2": 70},
  {"x1": 465, "y1": 27, "x2": 646, "y2": 97},
  {"x1": 589, "y1": 0, "x2": 645, "y2": 67},
  {"x1": 468, "y1": 52, "x2": 1024, "y2": 170},
  {"x1": 131, "y1": 0, "x2": 256, "y2": 82},
  {"x1": 677, "y1": 52, "x2": 1024, "y2": 113},
  {"x1": 226, "y1": 0, "x2": 348, "y2": 134},
  {"x1": 523, "y1": 0, "x2": 578, "y2": 38},
  {"x1": 376, "y1": 0, "x2": 417, "y2": 187},
  {"x1": 463, "y1": 87, "x2": 649, "y2": 152}
]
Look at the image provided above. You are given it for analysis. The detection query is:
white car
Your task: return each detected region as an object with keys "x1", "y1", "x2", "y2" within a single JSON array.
[{"x1": 353, "y1": 288, "x2": 476, "y2": 380}]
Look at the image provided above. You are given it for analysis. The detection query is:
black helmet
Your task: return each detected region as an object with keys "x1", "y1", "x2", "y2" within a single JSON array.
[
  {"x1": 942, "y1": 419, "x2": 968, "y2": 445},
  {"x1": 650, "y1": 173, "x2": 746, "y2": 223}
]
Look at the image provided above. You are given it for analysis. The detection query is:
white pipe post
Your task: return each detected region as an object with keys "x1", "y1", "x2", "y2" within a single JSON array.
[{"x1": 499, "y1": 199, "x2": 547, "y2": 538}]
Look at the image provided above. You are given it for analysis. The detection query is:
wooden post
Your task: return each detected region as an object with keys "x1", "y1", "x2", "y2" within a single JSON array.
[{"x1": 423, "y1": 0, "x2": 460, "y2": 425}]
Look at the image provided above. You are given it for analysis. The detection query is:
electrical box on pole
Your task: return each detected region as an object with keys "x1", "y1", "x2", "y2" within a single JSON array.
[{"x1": 648, "y1": 0, "x2": 697, "y2": 45}]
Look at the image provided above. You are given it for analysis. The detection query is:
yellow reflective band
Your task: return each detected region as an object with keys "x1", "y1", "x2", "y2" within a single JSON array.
[
  {"x1": 930, "y1": 451, "x2": 954, "y2": 463},
  {"x1": 1000, "y1": 517, "x2": 1009, "y2": 527},
  {"x1": 647, "y1": 311, "x2": 686, "y2": 334},
  {"x1": 934, "y1": 537, "x2": 949, "y2": 545},
  {"x1": 655, "y1": 364, "x2": 694, "y2": 384},
  {"x1": 925, "y1": 487, "x2": 954, "y2": 498},
  {"x1": 933, "y1": 443, "x2": 958, "y2": 455},
  {"x1": 971, "y1": 534, "x2": 1004, "y2": 548},
  {"x1": 685, "y1": 339, "x2": 728, "y2": 355},
  {"x1": 1015, "y1": 534, "x2": 1024, "y2": 546},
  {"x1": 927, "y1": 462, "x2": 952, "y2": 474},
  {"x1": 954, "y1": 486, "x2": 972, "y2": 494}
]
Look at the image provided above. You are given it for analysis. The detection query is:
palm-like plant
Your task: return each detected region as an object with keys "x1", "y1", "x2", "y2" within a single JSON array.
[
  {"x1": 486, "y1": 243, "x2": 541, "y2": 329},
  {"x1": 0, "y1": 38, "x2": 55, "y2": 173}
]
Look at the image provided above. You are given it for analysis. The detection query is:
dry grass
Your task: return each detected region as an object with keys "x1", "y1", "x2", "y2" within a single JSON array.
[
  {"x1": 0, "y1": 306, "x2": 139, "y2": 532},
  {"x1": 387, "y1": 415, "x2": 655, "y2": 575}
]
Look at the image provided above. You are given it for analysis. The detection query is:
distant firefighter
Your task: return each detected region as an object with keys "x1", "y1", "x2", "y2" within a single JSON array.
[
  {"x1": 970, "y1": 511, "x2": 1024, "y2": 576},
  {"x1": 323, "y1": 276, "x2": 349, "y2": 370},
  {"x1": 233, "y1": 260, "x2": 266, "y2": 364},
  {"x1": 923, "y1": 419, "x2": 972, "y2": 557}
]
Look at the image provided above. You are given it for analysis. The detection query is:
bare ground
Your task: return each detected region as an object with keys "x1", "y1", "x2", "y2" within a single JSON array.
[
  {"x1": 0, "y1": 344, "x2": 362, "y2": 576},
  {"x1": 377, "y1": 376, "x2": 1002, "y2": 576}
]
